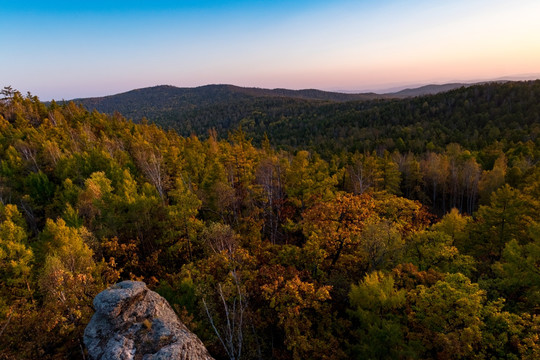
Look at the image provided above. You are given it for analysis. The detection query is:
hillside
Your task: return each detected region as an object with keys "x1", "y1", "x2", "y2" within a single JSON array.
[
  {"x1": 74, "y1": 81, "x2": 540, "y2": 157},
  {"x1": 72, "y1": 82, "x2": 486, "y2": 124},
  {"x1": 74, "y1": 84, "x2": 386, "y2": 122}
]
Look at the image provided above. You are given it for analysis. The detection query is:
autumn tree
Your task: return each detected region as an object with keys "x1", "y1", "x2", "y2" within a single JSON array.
[
  {"x1": 0, "y1": 204, "x2": 34, "y2": 356},
  {"x1": 478, "y1": 153, "x2": 507, "y2": 205},
  {"x1": 37, "y1": 218, "x2": 112, "y2": 357},
  {"x1": 301, "y1": 193, "x2": 377, "y2": 274},
  {"x1": 260, "y1": 266, "x2": 335, "y2": 360},
  {"x1": 421, "y1": 152, "x2": 449, "y2": 212}
]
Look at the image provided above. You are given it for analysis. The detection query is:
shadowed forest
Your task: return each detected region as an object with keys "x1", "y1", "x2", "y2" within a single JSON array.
[{"x1": 0, "y1": 82, "x2": 539, "y2": 359}]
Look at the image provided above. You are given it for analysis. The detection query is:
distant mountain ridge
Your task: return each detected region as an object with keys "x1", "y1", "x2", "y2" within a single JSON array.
[
  {"x1": 73, "y1": 84, "x2": 386, "y2": 117},
  {"x1": 390, "y1": 83, "x2": 471, "y2": 97},
  {"x1": 73, "y1": 82, "x2": 474, "y2": 111},
  {"x1": 72, "y1": 84, "x2": 396, "y2": 135},
  {"x1": 72, "y1": 82, "x2": 480, "y2": 125}
]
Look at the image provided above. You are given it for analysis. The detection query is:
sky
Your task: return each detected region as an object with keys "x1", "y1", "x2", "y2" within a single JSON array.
[{"x1": 1, "y1": 0, "x2": 540, "y2": 100}]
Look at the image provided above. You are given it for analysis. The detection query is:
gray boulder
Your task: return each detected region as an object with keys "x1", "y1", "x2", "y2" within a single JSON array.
[{"x1": 84, "y1": 281, "x2": 214, "y2": 360}]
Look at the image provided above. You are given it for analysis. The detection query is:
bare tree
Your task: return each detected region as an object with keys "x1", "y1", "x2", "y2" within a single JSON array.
[
  {"x1": 203, "y1": 270, "x2": 247, "y2": 360},
  {"x1": 346, "y1": 153, "x2": 381, "y2": 195},
  {"x1": 256, "y1": 157, "x2": 285, "y2": 244},
  {"x1": 134, "y1": 145, "x2": 168, "y2": 200},
  {"x1": 15, "y1": 139, "x2": 40, "y2": 172}
]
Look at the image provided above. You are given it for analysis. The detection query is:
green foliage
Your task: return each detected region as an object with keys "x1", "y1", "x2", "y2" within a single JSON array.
[
  {"x1": 406, "y1": 230, "x2": 476, "y2": 277},
  {"x1": 285, "y1": 150, "x2": 338, "y2": 208},
  {"x1": 479, "y1": 300, "x2": 540, "y2": 360},
  {"x1": 156, "y1": 274, "x2": 198, "y2": 328},
  {"x1": 490, "y1": 223, "x2": 540, "y2": 312},
  {"x1": 0, "y1": 204, "x2": 33, "y2": 305},
  {"x1": 24, "y1": 171, "x2": 55, "y2": 207},
  {"x1": 348, "y1": 272, "x2": 410, "y2": 359},
  {"x1": 408, "y1": 273, "x2": 485, "y2": 359},
  {"x1": 470, "y1": 184, "x2": 538, "y2": 262},
  {"x1": 431, "y1": 208, "x2": 470, "y2": 246}
]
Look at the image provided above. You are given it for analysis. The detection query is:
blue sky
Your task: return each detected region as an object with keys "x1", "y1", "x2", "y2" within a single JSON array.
[{"x1": 2, "y1": 1, "x2": 539, "y2": 100}]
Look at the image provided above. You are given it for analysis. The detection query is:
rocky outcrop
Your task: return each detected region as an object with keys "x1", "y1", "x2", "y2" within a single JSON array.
[{"x1": 84, "y1": 281, "x2": 214, "y2": 360}]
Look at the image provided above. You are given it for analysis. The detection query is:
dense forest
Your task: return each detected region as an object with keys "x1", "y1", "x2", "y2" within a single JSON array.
[
  {"x1": 1, "y1": 84, "x2": 539, "y2": 359},
  {"x1": 76, "y1": 81, "x2": 540, "y2": 158}
]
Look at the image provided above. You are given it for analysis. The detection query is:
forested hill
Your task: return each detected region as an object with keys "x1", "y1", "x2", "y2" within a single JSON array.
[
  {"x1": 73, "y1": 84, "x2": 385, "y2": 123},
  {"x1": 73, "y1": 81, "x2": 540, "y2": 157}
]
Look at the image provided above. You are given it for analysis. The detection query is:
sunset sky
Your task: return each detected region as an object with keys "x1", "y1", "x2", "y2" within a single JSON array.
[{"x1": 2, "y1": 0, "x2": 540, "y2": 100}]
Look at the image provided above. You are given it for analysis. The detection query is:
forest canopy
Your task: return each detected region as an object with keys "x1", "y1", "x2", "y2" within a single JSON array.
[{"x1": 0, "y1": 83, "x2": 539, "y2": 359}]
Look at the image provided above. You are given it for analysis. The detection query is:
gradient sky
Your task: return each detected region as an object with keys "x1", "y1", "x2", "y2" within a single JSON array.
[{"x1": 2, "y1": 0, "x2": 540, "y2": 100}]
